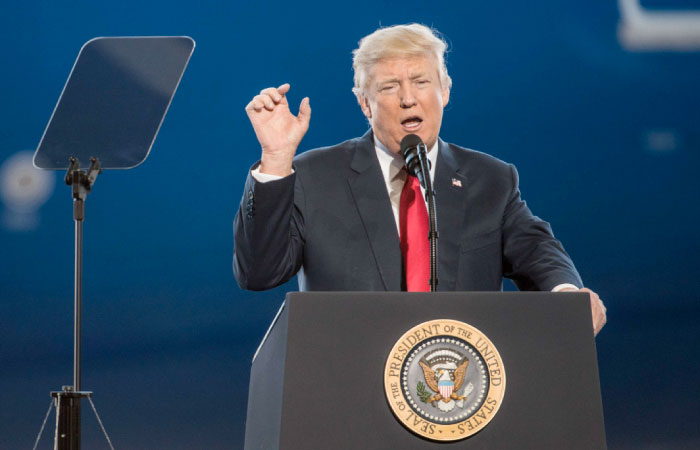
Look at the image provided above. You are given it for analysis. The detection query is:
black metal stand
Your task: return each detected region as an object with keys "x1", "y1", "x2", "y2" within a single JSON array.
[
  {"x1": 33, "y1": 157, "x2": 117, "y2": 450},
  {"x1": 51, "y1": 156, "x2": 101, "y2": 450},
  {"x1": 50, "y1": 387, "x2": 92, "y2": 450},
  {"x1": 425, "y1": 190, "x2": 438, "y2": 292},
  {"x1": 417, "y1": 151, "x2": 438, "y2": 292},
  {"x1": 31, "y1": 37, "x2": 195, "y2": 450}
]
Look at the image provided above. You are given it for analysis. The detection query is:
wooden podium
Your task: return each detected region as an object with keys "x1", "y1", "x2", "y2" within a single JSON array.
[{"x1": 244, "y1": 292, "x2": 606, "y2": 449}]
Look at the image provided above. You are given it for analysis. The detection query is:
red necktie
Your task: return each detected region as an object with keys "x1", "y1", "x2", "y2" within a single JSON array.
[{"x1": 399, "y1": 174, "x2": 430, "y2": 292}]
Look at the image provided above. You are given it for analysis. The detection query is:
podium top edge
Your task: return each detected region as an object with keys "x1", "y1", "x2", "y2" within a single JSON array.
[{"x1": 284, "y1": 291, "x2": 590, "y2": 298}]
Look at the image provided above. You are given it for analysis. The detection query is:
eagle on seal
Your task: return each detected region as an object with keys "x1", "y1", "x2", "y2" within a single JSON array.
[{"x1": 419, "y1": 358, "x2": 470, "y2": 406}]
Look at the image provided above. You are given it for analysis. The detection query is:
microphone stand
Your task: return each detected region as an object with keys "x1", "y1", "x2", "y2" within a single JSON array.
[{"x1": 416, "y1": 145, "x2": 438, "y2": 292}]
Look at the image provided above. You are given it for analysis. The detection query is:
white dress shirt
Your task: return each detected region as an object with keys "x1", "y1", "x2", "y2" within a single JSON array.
[{"x1": 373, "y1": 137, "x2": 437, "y2": 235}]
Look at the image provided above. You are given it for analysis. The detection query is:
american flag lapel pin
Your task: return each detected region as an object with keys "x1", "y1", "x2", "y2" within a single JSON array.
[{"x1": 451, "y1": 177, "x2": 462, "y2": 188}]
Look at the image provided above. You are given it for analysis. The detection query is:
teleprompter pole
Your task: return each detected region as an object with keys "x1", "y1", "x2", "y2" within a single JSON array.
[{"x1": 51, "y1": 156, "x2": 101, "y2": 450}]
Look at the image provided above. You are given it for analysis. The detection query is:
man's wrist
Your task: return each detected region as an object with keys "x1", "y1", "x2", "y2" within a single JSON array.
[
  {"x1": 260, "y1": 152, "x2": 294, "y2": 177},
  {"x1": 251, "y1": 164, "x2": 295, "y2": 183}
]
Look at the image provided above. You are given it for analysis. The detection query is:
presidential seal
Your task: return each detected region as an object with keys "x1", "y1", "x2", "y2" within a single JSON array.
[{"x1": 384, "y1": 319, "x2": 506, "y2": 441}]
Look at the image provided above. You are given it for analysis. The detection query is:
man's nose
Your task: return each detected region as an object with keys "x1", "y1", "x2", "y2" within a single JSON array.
[{"x1": 400, "y1": 86, "x2": 417, "y2": 108}]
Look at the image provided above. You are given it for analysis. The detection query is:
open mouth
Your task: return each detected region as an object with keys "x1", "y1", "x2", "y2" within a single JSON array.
[{"x1": 401, "y1": 116, "x2": 423, "y2": 131}]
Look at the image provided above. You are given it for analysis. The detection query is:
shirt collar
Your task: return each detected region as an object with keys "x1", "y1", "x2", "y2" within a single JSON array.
[{"x1": 374, "y1": 136, "x2": 438, "y2": 182}]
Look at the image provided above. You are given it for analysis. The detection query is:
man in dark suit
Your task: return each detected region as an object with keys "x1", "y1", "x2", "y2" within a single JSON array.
[{"x1": 234, "y1": 24, "x2": 606, "y2": 335}]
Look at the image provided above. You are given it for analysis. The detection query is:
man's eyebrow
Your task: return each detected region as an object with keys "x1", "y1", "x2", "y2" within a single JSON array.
[
  {"x1": 375, "y1": 72, "x2": 430, "y2": 86},
  {"x1": 376, "y1": 77, "x2": 400, "y2": 85}
]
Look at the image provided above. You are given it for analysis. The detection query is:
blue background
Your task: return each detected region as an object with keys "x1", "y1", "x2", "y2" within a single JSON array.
[{"x1": 1, "y1": 1, "x2": 699, "y2": 449}]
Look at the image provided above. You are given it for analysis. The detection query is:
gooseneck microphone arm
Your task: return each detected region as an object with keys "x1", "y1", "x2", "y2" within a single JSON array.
[{"x1": 401, "y1": 134, "x2": 438, "y2": 292}]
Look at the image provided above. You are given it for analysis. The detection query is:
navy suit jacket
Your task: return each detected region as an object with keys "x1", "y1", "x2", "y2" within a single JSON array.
[{"x1": 233, "y1": 131, "x2": 582, "y2": 292}]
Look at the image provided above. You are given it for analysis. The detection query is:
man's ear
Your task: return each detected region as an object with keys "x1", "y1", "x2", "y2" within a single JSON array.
[
  {"x1": 441, "y1": 87, "x2": 450, "y2": 108},
  {"x1": 359, "y1": 94, "x2": 372, "y2": 119}
]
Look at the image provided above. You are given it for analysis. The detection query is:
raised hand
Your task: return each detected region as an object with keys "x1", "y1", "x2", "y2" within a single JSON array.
[{"x1": 245, "y1": 83, "x2": 311, "y2": 176}]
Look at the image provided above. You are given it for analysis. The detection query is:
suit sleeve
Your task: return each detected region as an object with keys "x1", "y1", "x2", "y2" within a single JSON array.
[
  {"x1": 501, "y1": 164, "x2": 583, "y2": 291},
  {"x1": 233, "y1": 165, "x2": 305, "y2": 291}
]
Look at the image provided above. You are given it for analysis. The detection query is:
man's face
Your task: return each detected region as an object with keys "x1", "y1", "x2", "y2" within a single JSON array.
[{"x1": 359, "y1": 55, "x2": 450, "y2": 153}]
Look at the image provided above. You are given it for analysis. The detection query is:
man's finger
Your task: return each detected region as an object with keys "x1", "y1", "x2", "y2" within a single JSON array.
[
  {"x1": 277, "y1": 83, "x2": 291, "y2": 96},
  {"x1": 260, "y1": 87, "x2": 283, "y2": 103},
  {"x1": 253, "y1": 94, "x2": 275, "y2": 111},
  {"x1": 245, "y1": 99, "x2": 263, "y2": 112},
  {"x1": 575, "y1": 287, "x2": 607, "y2": 336},
  {"x1": 297, "y1": 97, "x2": 311, "y2": 126},
  {"x1": 590, "y1": 294, "x2": 606, "y2": 336},
  {"x1": 248, "y1": 95, "x2": 272, "y2": 111}
]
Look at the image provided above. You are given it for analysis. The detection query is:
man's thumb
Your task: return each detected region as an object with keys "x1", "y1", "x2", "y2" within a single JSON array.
[{"x1": 298, "y1": 97, "x2": 311, "y2": 124}]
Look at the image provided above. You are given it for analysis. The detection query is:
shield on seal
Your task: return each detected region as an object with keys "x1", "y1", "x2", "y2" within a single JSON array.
[{"x1": 438, "y1": 379, "x2": 454, "y2": 398}]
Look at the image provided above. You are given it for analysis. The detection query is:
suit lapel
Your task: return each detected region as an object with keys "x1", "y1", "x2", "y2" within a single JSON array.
[
  {"x1": 347, "y1": 132, "x2": 402, "y2": 291},
  {"x1": 434, "y1": 140, "x2": 469, "y2": 291}
]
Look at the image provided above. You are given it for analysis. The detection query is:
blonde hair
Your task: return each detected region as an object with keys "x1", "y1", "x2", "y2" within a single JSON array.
[{"x1": 352, "y1": 23, "x2": 452, "y2": 98}]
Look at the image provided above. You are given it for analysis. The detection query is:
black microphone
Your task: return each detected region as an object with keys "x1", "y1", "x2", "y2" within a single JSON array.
[{"x1": 400, "y1": 134, "x2": 430, "y2": 190}]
